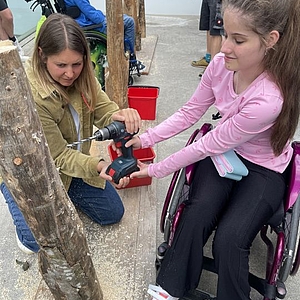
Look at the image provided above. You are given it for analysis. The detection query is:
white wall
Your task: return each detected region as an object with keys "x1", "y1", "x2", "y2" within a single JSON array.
[
  {"x1": 90, "y1": 0, "x2": 201, "y2": 16},
  {"x1": 11, "y1": 0, "x2": 202, "y2": 36}
]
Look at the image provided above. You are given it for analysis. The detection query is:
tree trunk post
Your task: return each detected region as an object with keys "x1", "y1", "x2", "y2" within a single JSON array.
[
  {"x1": 123, "y1": 0, "x2": 141, "y2": 51},
  {"x1": 139, "y1": 0, "x2": 146, "y2": 38},
  {"x1": 106, "y1": 0, "x2": 129, "y2": 108},
  {"x1": 0, "y1": 41, "x2": 102, "y2": 300}
]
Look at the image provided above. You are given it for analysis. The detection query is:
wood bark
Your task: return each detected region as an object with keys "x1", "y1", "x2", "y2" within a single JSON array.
[
  {"x1": 0, "y1": 41, "x2": 102, "y2": 299},
  {"x1": 124, "y1": 0, "x2": 141, "y2": 51},
  {"x1": 139, "y1": 0, "x2": 146, "y2": 38},
  {"x1": 106, "y1": 0, "x2": 129, "y2": 108}
]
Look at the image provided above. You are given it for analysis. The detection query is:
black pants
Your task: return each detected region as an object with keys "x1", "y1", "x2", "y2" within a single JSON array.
[
  {"x1": 156, "y1": 156, "x2": 287, "y2": 300},
  {"x1": 199, "y1": 0, "x2": 221, "y2": 36},
  {"x1": 0, "y1": 0, "x2": 8, "y2": 11}
]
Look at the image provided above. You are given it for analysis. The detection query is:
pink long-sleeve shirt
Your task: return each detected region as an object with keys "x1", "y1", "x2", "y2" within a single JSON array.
[{"x1": 140, "y1": 53, "x2": 293, "y2": 178}]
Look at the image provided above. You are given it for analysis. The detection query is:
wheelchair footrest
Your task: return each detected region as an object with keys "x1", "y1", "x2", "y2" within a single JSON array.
[{"x1": 181, "y1": 289, "x2": 216, "y2": 300}]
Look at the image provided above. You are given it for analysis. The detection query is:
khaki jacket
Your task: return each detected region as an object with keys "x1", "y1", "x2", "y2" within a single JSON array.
[{"x1": 22, "y1": 61, "x2": 120, "y2": 191}]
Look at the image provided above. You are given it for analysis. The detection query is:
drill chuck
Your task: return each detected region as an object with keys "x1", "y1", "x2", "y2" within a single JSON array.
[{"x1": 93, "y1": 121, "x2": 126, "y2": 141}]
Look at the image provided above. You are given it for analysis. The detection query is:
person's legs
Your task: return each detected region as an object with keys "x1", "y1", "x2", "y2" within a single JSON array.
[
  {"x1": 2, "y1": 178, "x2": 124, "y2": 252},
  {"x1": 203, "y1": 0, "x2": 219, "y2": 64},
  {"x1": 122, "y1": 14, "x2": 145, "y2": 70},
  {"x1": 208, "y1": 0, "x2": 222, "y2": 59},
  {"x1": 123, "y1": 14, "x2": 135, "y2": 54},
  {"x1": 208, "y1": 35, "x2": 222, "y2": 58},
  {"x1": 197, "y1": 0, "x2": 222, "y2": 77},
  {"x1": 67, "y1": 178, "x2": 124, "y2": 225},
  {"x1": 155, "y1": 158, "x2": 235, "y2": 298},
  {"x1": 192, "y1": 0, "x2": 222, "y2": 68},
  {"x1": 0, "y1": 16, "x2": 6, "y2": 40},
  {"x1": 1, "y1": 182, "x2": 39, "y2": 253},
  {"x1": 191, "y1": 0, "x2": 210, "y2": 67},
  {"x1": 0, "y1": 4, "x2": 28, "y2": 61},
  {"x1": 213, "y1": 158, "x2": 287, "y2": 300},
  {"x1": 0, "y1": 6, "x2": 13, "y2": 40}
]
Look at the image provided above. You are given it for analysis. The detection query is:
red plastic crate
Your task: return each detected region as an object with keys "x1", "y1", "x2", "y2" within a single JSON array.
[
  {"x1": 108, "y1": 146, "x2": 156, "y2": 188},
  {"x1": 128, "y1": 86, "x2": 160, "y2": 120}
]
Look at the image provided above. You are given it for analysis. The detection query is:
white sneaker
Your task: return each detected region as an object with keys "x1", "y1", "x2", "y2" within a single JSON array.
[
  {"x1": 13, "y1": 38, "x2": 29, "y2": 62},
  {"x1": 147, "y1": 284, "x2": 179, "y2": 300},
  {"x1": 15, "y1": 231, "x2": 35, "y2": 254}
]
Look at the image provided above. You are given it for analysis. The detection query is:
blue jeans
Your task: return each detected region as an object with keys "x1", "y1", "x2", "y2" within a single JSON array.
[
  {"x1": 100, "y1": 14, "x2": 135, "y2": 53},
  {"x1": 1, "y1": 178, "x2": 124, "y2": 252}
]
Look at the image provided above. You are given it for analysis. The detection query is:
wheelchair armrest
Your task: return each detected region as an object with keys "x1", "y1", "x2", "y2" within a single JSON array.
[
  {"x1": 285, "y1": 141, "x2": 300, "y2": 210},
  {"x1": 196, "y1": 123, "x2": 213, "y2": 142}
]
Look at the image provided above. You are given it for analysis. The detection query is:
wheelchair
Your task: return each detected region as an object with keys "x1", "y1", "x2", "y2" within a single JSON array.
[
  {"x1": 155, "y1": 123, "x2": 300, "y2": 300},
  {"x1": 26, "y1": 0, "x2": 143, "y2": 89}
]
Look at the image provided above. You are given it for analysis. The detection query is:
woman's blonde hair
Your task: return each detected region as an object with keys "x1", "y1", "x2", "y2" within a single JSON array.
[{"x1": 32, "y1": 13, "x2": 98, "y2": 111}]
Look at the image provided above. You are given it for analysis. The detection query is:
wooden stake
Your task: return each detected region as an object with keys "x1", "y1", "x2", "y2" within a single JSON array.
[{"x1": 0, "y1": 40, "x2": 102, "y2": 300}]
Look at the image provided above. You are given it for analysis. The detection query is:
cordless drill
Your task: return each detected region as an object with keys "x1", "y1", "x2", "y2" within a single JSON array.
[{"x1": 93, "y1": 121, "x2": 139, "y2": 184}]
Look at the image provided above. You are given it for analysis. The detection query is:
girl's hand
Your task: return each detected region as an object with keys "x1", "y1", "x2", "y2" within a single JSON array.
[
  {"x1": 130, "y1": 161, "x2": 150, "y2": 179},
  {"x1": 111, "y1": 108, "x2": 141, "y2": 134},
  {"x1": 125, "y1": 135, "x2": 142, "y2": 150}
]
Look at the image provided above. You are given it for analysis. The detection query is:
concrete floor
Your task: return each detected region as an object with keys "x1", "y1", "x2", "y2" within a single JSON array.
[{"x1": 1, "y1": 14, "x2": 300, "y2": 300}]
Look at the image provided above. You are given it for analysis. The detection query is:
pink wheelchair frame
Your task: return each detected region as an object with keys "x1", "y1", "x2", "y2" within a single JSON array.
[{"x1": 156, "y1": 123, "x2": 300, "y2": 300}]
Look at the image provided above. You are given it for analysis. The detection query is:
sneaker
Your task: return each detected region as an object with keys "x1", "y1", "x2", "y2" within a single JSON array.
[
  {"x1": 15, "y1": 231, "x2": 35, "y2": 254},
  {"x1": 137, "y1": 60, "x2": 145, "y2": 70},
  {"x1": 191, "y1": 57, "x2": 209, "y2": 68},
  {"x1": 147, "y1": 284, "x2": 179, "y2": 300},
  {"x1": 13, "y1": 38, "x2": 29, "y2": 63}
]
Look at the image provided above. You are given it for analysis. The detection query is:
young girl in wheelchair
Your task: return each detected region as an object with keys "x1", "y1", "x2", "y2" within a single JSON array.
[{"x1": 126, "y1": 0, "x2": 300, "y2": 299}]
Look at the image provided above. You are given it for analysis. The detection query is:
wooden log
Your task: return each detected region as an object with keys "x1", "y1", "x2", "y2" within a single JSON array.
[
  {"x1": 135, "y1": 0, "x2": 141, "y2": 51},
  {"x1": 139, "y1": 0, "x2": 146, "y2": 38},
  {"x1": 0, "y1": 41, "x2": 102, "y2": 299},
  {"x1": 106, "y1": 0, "x2": 129, "y2": 108},
  {"x1": 124, "y1": 0, "x2": 141, "y2": 51}
]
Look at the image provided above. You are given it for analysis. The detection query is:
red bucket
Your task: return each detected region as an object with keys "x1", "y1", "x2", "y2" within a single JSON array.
[{"x1": 128, "y1": 86, "x2": 160, "y2": 120}]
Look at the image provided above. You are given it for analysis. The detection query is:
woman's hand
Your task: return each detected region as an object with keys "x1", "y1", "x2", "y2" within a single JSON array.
[
  {"x1": 130, "y1": 161, "x2": 150, "y2": 179},
  {"x1": 111, "y1": 108, "x2": 141, "y2": 134},
  {"x1": 97, "y1": 160, "x2": 131, "y2": 188}
]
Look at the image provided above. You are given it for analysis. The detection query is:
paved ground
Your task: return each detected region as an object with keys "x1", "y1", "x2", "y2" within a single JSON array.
[{"x1": 1, "y1": 14, "x2": 300, "y2": 300}]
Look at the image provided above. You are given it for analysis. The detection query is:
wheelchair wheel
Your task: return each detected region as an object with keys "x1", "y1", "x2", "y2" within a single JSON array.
[
  {"x1": 128, "y1": 75, "x2": 134, "y2": 86},
  {"x1": 84, "y1": 31, "x2": 107, "y2": 90},
  {"x1": 279, "y1": 195, "x2": 300, "y2": 282},
  {"x1": 160, "y1": 124, "x2": 213, "y2": 244},
  {"x1": 162, "y1": 167, "x2": 190, "y2": 243}
]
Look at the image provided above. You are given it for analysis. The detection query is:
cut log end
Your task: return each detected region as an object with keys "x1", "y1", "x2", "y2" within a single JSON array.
[{"x1": 0, "y1": 40, "x2": 16, "y2": 54}]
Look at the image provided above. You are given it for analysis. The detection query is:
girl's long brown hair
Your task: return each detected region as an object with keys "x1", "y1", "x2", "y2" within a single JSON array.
[{"x1": 223, "y1": 0, "x2": 300, "y2": 155}]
